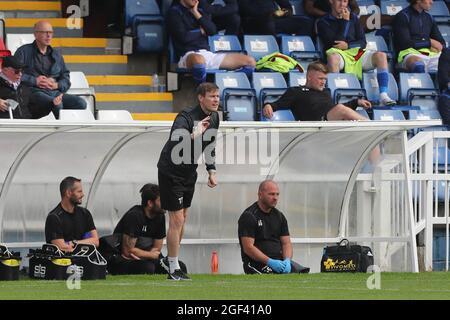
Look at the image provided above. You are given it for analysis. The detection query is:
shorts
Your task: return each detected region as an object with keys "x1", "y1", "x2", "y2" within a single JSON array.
[
  {"x1": 401, "y1": 53, "x2": 440, "y2": 73},
  {"x1": 337, "y1": 49, "x2": 376, "y2": 71},
  {"x1": 158, "y1": 170, "x2": 197, "y2": 211},
  {"x1": 178, "y1": 49, "x2": 226, "y2": 69}
]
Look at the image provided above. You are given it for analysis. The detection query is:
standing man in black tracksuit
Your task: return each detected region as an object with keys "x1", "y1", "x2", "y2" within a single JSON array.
[{"x1": 157, "y1": 82, "x2": 220, "y2": 281}]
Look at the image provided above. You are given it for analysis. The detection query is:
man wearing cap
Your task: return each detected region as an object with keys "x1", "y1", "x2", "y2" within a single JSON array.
[
  {"x1": 0, "y1": 55, "x2": 31, "y2": 119},
  {"x1": 15, "y1": 20, "x2": 86, "y2": 119}
]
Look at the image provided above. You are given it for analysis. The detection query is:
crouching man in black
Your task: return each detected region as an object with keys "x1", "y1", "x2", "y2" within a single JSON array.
[{"x1": 104, "y1": 183, "x2": 186, "y2": 275}]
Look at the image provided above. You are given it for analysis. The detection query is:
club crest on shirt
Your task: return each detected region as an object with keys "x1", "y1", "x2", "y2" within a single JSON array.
[
  {"x1": 142, "y1": 225, "x2": 147, "y2": 232},
  {"x1": 258, "y1": 220, "x2": 263, "y2": 227}
]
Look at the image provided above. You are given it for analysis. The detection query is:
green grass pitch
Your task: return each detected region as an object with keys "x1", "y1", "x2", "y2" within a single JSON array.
[{"x1": 0, "y1": 272, "x2": 449, "y2": 300}]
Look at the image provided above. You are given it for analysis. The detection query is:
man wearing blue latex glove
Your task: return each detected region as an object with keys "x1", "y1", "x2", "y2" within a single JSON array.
[{"x1": 238, "y1": 180, "x2": 310, "y2": 274}]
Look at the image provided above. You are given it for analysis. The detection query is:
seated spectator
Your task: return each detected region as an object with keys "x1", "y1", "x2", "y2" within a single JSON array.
[
  {"x1": 167, "y1": 0, "x2": 255, "y2": 84},
  {"x1": 239, "y1": 0, "x2": 314, "y2": 36},
  {"x1": 304, "y1": 0, "x2": 359, "y2": 18},
  {"x1": 15, "y1": 20, "x2": 87, "y2": 119},
  {"x1": 200, "y1": 0, "x2": 240, "y2": 35},
  {"x1": 392, "y1": 0, "x2": 445, "y2": 73},
  {"x1": 317, "y1": 0, "x2": 395, "y2": 106},
  {"x1": 105, "y1": 183, "x2": 184, "y2": 275},
  {"x1": 238, "y1": 180, "x2": 310, "y2": 274},
  {"x1": 0, "y1": 56, "x2": 32, "y2": 119},
  {"x1": 263, "y1": 61, "x2": 372, "y2": 121},
  {"x1": 45, "y1": 176, "x2": 99, "y2": 253},
  {"x1": 438, "y1": 48, "x2": 450, "y2": 124}
]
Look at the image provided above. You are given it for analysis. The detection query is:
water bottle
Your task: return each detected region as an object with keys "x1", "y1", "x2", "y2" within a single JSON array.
[
  {"x1": 152, "y1": 73, "x2": 159, "y2": 92},
  {"x1": 211, "y1": 251, "x2": 218, "y2": 274}
]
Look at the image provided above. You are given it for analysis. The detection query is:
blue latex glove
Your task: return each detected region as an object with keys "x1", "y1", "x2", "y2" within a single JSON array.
[
  {"x1": 267, "y1": 258, "x2": 284, "y2": 273},
  {"x1": 282, "y1": 258, "x2": 291, "y2": 273}
]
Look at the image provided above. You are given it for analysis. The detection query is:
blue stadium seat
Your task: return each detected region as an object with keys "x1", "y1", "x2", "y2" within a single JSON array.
[
  {"x1": 215, "y1": 72, "x2": 257, "y2": 121},
  {"x1": 288, "y1": 71, "x2": 307, "y2": 87},
  {"x1": 362, "y1": 72, "x2": 398, "y2": 105},
  {"x1": 438, "y1": 24, "x2": 450, "y2": 47},
  {"x1": 208, "y1": 35, "x2": 242, "y2": 53},
  {"x1": 290, "y1": 0, "x2": 305, "y2": 16},
  {"x1": 327, "y1": 73, "x2": 367, "y2": 104},
  {"x1": 252, "y1": 72, "x2": 287, "y2": 118},
  {"x1": 365, "y1": 33, "x2": 393, "y2": 70},
  {"x1": 125, "y1": 0, "x2": 165, "y2": 53},
  {"x1": 409, "y1": 109, "x2": 442, "y2": 121},
  {"x1": 281, "y1": 35, "x2": 321, "y2": 65},
  {"x1": 243, "y1": 35, "x2": 279, "y2": 61},
  {"x1": 373, "y1": 109, "x2": 406, "y2": 120},
  {"x1": 262, "y1": 109, "x2": 296, "y2": 121},
  {"x1": 380, "y1": 0, "x2": 409, "y2": 16},
  {"x1": 399, "y1": 73, "x2": 439, "y2": 109},
  {"x1": 427, "y1": 1, "x2": 450, "y2": 24},
  {"x1": 357, "y1": 0, "x2": 377, "y2": 16}
]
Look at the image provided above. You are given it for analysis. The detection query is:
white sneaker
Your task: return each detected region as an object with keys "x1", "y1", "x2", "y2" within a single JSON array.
[{"x1": 380, "y1": 92, "x2": 396, "y2": 106}]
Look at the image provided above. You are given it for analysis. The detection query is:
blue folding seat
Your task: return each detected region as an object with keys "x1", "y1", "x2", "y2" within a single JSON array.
[
  {"x1": 427, "y1": 1, "x2": 450, "y2": 24},
  {"x1": 365, "y1": 33, "x2": 394, "y2": 70},
  {"x1": 380, "y1": 0, "x2": 409, "y2": 16},
  {"x1": 215, "y1": 72, "x2": 257, "y2": 121},
  {"x1": 208, "y1": 35, "x2": 242, "y2": 53},
  {"x1": 373, "y1": 109, "x2": 406, "y2": 120},
  {"x1": 125, "y1": 0, "x2": 165, "y2": 53},
  {"x1": 261, "y1": 109, "x2": 296, "y2": 121},
  {"x1": 362, "y1": 72, "x2": 398, "y2": 106},
  {"x1": 288, "y1": 71, "x2": 306, "y2": 87},
  {"x1": 357, "y1": 0, "x2": 377, "y2": 16},
  {"x1": 243, "y1": 35, "x2": 279, "y2": 61},
  {"x1": 252, "y1": 72, "x2": 287, "y2": 119},
  {"x1": 399, "y1": 73, "x2": 439, "y2": 109},
  {"x1": 327, "y1": 73, "x2": 366, "y2": 104},
  {"x1": 280, "y1": 35, "x2": 321, "y2": 66}
]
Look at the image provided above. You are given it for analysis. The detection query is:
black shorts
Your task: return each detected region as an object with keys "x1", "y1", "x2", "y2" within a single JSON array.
[{"x1": 158, "y1": 170, "x2": 197, "y2": 211}]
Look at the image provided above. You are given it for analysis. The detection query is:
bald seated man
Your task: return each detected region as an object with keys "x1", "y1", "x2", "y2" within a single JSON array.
[
  {"x1": 238, "y1": 180, "x2": 310, "y2": 274},
  {"x1": 15, "y1": 20, "x2": 86, "y2": 119}
]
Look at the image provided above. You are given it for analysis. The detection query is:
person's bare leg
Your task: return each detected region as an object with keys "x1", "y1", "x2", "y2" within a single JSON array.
[
  {"x1": 179, "y1": 208, "x2": 188, "y2": 244},
  {"x1": 326, "y1": 104, "x2": 368, "y2": 120},
  {"x1": 167, "y1": 209, "x2": 185, "y2": 273},
  {"x1": 404, "y1": 55, "x2": 424, "y2": 72},
  {"x1": 219, "y1": 53, "x2": 256, "y2": 69},
  {"x1": 326, "y1": 53, "x2": 342, "y2": 73}
]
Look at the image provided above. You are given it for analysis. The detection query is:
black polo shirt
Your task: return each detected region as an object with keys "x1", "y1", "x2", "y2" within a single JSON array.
[
  {"x1": 113, "y1": 205, "x2": 166, "y2": 240},
  {"x1": 238, "y1": 202, "x2": 290, "y2": 264},
  {"x1": 45, "y1": 204, "x2": 96, "y2": 243}
]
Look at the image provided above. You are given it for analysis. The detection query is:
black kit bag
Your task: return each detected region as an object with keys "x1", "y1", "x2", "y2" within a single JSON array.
[
  {"x1": 28, "y1": 244, "x2": 72, "y2": 280},
  {"x1": 321, "y1": 239, "x2": 374, "y2": 272},
  {"x1": 0, "y1": 245, "x2": 21, "y2": 280},
  {"x1": 70, "y1": 243, "x2": 107, "y2": 280}
]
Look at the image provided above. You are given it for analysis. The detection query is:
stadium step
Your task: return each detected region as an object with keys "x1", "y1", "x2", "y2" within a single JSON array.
[
  {"x1": 52, "y1": 38, "x2": 121, "y2": 55},
  {"x1": 95, "y1": 92, "x2": 173, "y2": 113},
  {"x1": 5, "y1": 18, "x2": 83, "y2": 37},
  {"x1": 86, "y1": 75, "x2": 154, "y2": 93},
  {"x1": 0, "y1": 1, "x2": 61, "y2": 18},
  {"x1": 131, "y1": 113, "x2": 177, "y2": 121},
  {"x1": 64, "y1": 55, "x2": 128, "y2": 75}
]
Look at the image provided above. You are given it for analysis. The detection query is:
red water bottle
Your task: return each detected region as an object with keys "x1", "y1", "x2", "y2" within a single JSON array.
[{"x1": 211, "y1": 251, "x2": 218, "y2": 274}]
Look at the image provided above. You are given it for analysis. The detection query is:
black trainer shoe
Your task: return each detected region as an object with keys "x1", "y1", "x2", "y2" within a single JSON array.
[
  {"x1": 167, "y1": 269, "x2": 191, "y2": 281},
  {"x1": 159, "y1": 257, "x2": 169, "y2": 273}
]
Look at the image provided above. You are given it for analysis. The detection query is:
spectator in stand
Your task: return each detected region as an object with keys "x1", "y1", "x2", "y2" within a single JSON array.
[
  {"x1": 438, "y1": 48, "x2": 450, "y2": 125},
  {"x1": 317, "y1": 0, "x2": 396, "y2": 106},
  {"x1": 239, "y1": 0, "x2": 314, "y2": 37},
  {"x1": 200, "y1": 0, "x2": 240, "y2": 35},
  {"x1": 0, "y1": 56, "x2": 32, "y2": 119},
  {"x1": 304, "y1": 0, "x2": 359, "y2": 18},
  {"x1": 15, "y1": 20, "x2": 86, "y2": 119},
  {"x1": 167, "y1": 0, "x2": 255, "y2": 84},
  {"x1": 392, "y1": 0, "x2": 445, "y2": 73}
]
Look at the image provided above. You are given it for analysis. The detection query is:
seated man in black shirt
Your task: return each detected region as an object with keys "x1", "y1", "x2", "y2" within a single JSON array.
[
  {"x1": 107, "y1": 183, "x2": 169, "y2": 275},
  {"x1": 263, "y1": 61, "x2": 371, "y2": 121},
  {"x1": 45, "y1": 176, "x2": 99, "y2": 252},
  {"x1": 238, "y1": 180, "x2": 310, "y2": 274}
]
